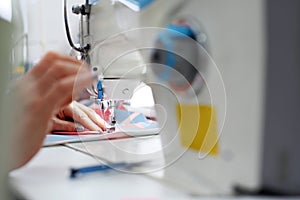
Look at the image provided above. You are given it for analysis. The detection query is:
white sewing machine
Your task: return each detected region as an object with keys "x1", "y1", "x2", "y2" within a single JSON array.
[{"x1": 64, "y1": 0, "x2": 300, "y2": 196}]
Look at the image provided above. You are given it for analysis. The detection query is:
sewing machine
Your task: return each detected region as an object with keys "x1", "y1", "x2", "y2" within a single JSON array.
[
  {"x1": 64, "y1": 0, "x2": 190, "y2": 127},
  {"x1": 64, "y1": 0, "x2": 146, "y2": 127},
  {"x1": 64, "y1": 0, "x2": 300, "y2": 196}
]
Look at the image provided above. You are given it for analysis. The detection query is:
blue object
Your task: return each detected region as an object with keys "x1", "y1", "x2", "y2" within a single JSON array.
[
  {"x1": 43, "y1": 135, "x2": 80, "y2": 146},
  {"x1": 117, "y1": 0, "x2": 155, "y2": 11},
  {"x1": 115, "y1": 109, "x2": 147, "y2": 124},
  {"x1": 97, "y1": 80, "x2": 103, "y2": 100},
  {"x1": 156, "y1": 24, "x2": 195, "y2": 81},
  {"x1": 70, "y1": 162, "x2": 142, "y2": 178},
  {"x1": 166, "y1": 24, "x2": 196, "y2": 39},
  {"x1": 126, "y1": 0, "x2": 154, "y2": 9},
  {"x1": 88, "y1": 0, "x2": 100, "y2": 5},
  {"x1": 157, "y1": 30, "x2": 174, "y2": 81}
]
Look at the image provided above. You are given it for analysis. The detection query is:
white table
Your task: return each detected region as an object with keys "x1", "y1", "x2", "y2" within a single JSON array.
[
  {"x1": 9, "y1": 136, "x2": 287, "y2": 200},
  {"x1": 9, "y1": 136, "x2": 201, "y2": 200}
]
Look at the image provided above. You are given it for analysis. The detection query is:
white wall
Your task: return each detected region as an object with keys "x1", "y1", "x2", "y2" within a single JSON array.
[{"x1": 25, "y1": 0, "x2": 81, "y2": 62}]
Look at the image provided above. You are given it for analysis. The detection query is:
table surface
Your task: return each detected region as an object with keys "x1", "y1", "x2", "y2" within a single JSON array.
[
  {"x1": 9, "y1": 136, "x2": 195, "y2": 200},
  {"x1": 9, "y1": 135, "x2": 290, "y2": 200}
]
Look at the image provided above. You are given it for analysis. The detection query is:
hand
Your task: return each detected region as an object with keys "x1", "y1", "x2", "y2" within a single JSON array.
[
  {"x1": 10, "y1": 52, "x2": 93, "y2": 169},
  {"x1": 51, "y1": 101, "x2": 107, "y2": 132}
]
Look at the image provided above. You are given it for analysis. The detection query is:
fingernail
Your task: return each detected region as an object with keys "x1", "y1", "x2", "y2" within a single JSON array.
[
  {"x1": 76, "y1": 125, "x2": 85, "y2": 132},
  {"x1": 105, "y1": 122, "x2": 113, "y2": 128},
  {"x1": 97, "y1": 129, "x2": 104, "y2": 134}
]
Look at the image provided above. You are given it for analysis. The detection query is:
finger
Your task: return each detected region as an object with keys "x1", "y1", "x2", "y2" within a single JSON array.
[
  {"x1": 76, "y1": 102, "x2": 107, "y2": 131},
  {"x1": 55, "y1": 102, "x2": 103, "y2": 131},
  {"x1": 73, "y1": 110, "x2": 103, "y2": 131},
  {"x1": 30, "y1": 51, "x2": 85, "y2": 78},
  {"x1": 36, "y1": 60, "x2": 89, "y2": 93},
  {"x1": 44, "y1": 72, "x2": 94, "y2": 113},
  {"x1": 50, "y1": 117, "x2": 77, "y2": 132}
]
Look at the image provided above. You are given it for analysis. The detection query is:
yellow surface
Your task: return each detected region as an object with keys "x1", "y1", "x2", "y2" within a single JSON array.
[
  {"x1": 13, "y1": 66, "x2": 25, "y2": 74},
  {"x1": 176, "y1": 104, "x2": 219, "y2": 156}
]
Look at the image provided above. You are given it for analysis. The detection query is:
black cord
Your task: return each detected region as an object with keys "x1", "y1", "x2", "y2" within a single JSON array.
[
  {"x1": 85, "y1": 0, "x2": 91, "y2": 36},
  {"x1": 64, "y1": 0, "x2": 85, "y2": 53}
]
